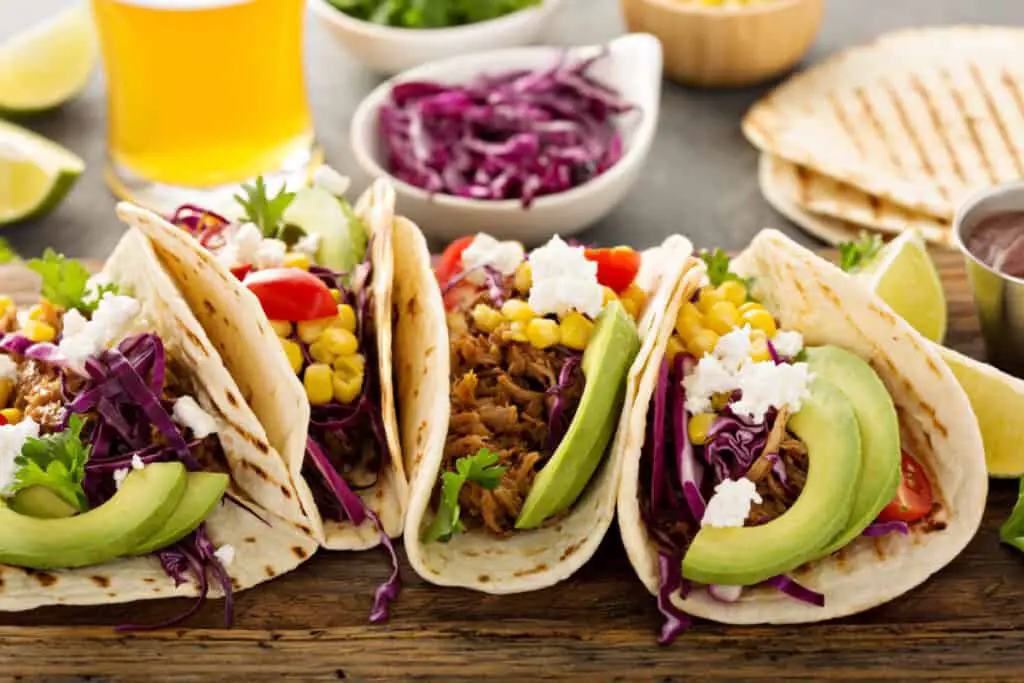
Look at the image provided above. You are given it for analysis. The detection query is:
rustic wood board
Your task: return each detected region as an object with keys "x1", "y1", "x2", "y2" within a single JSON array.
[{"x1": 0, "y1": 251, "x2": 1022, "y2": 682}]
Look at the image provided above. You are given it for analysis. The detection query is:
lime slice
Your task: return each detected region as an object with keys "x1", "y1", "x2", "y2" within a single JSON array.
[
  {"x1": 855, "y1": 229, "x2": 948, "y2": 343},
  {"x1": 936, "y1": 345, "x2": 1024, "y2": 477},
  {"x1": 0, "y1": 3, "x2": 98, "y2": 115},
  {"x1": 0, "y1": 119, "x2": 84, "y2": 224}
]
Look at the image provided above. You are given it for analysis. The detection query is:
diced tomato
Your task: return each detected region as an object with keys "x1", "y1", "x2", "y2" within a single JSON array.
[
  {"x1": 243, "y1": 268, "x2": 337, "y2": 322},
  {"x1": 435, "y1": 236, "x2": 475, "y2": 288},
  {"x1": 0, "y1": 414, "x2": 8, "y2": 427},
  {"x1": 585, "y1": 246, "x2": 641, "y2": 293},
  {"x1": 877, "y1": 451, "x2": 934, "y2": 523},
  {"x1": 230, "y1": 264, "x2": 253, "y2": 281}
]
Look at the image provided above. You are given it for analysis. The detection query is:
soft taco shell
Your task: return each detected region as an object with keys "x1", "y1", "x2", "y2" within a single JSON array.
[
  {"x1": 618, "y1": 228, "x2": 987, "y2": 623},
  {"x1": 394, "y1": 214, "x2": 696, "y2": 592}
]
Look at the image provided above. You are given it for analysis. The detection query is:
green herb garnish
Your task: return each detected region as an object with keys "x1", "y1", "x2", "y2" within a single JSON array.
[
  {"x1": 700, "y1": 248, "x2": 752, "y2": 290},
  {"x1": 1001, "y1": 478, "x2": 1024, "y2": 554},
  {"x1": 235, "y1": 177, "x2": 298, "y2": 241},
  {"x1": 424, "y1": 448, "x2": 507, "y2": 543},
  {"x1": 27, "y1": 249, "x2": 118, "y2": 314},
  {"x1": 327, "y1": 0, "x2": 542, "y2": 29},
  {"x1": 0, "y1": 238, "x2": 20, "y2": 265},
  {"x1": 838, "y1": 232, "x2": 883, "y2": 273},
  {"x1": 11, "y1": 414, "x2": 91, "y2": 513}
]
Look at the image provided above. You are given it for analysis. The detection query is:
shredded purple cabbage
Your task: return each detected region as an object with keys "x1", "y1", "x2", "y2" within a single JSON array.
[
  {"x1": 379, "y1": 51, "x2": 635, "y2": 207},
  {"x1": 671, "y1": 354, "x2": 705, "y2": 521},
  {"x1": 367, "y1": 509, "x2": 402, "y2": 624},
  {"x1": 763, "y1": 452, "x2": 792, "y2": 493},
  {"x1": 766, "y1": 337, "x2": 782, "y2": 365},
  {"x1": 862, "y1": 520, "x2": 910, "y2": 537},
  {"x1": 0, "y1": 334, "x2": 69, "y2": 367},
  {"x1": 764, "y1": 575, "x2": 825, "y2": 607},
  {"x1": 656, "y1": 553, "x2": 691, "y2": 645},
  {"x1": 546, "y1": 353, "x2": 582, "y2": 451},
  {"x1": 703, "y1": 411, "x2": 772, "y2": 484}
]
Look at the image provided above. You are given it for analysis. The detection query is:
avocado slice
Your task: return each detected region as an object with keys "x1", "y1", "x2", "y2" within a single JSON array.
[
  {"x1": 806, "y1": 346, "x2": 902, "y2": 556},
  {"x1": 515, "y1": 300, "x2": 640, "y2": 529},
  {"x1": 682, "y1": 377, "x2": 862, "y2": 585},
  {"x1": 282, "y1": 187, "x2": 366, "y2": 274},
  {"x1": 132, "y1": 471, "x2": 229, "y2": 556},
  {"x1": 0, "y1": 462, "x2": 187, "y2": 569},
  {"x1": 8, "y1": 485, "x2": 78, "y2": 519}
]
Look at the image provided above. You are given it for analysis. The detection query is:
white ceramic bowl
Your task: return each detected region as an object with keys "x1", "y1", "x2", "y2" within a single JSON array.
[
  {"x1": 349, "y1": 33, "x2": 663, "y2": 244},
  {"x1": 309, "y1": 0, "x2": 565, "y2": 75}
]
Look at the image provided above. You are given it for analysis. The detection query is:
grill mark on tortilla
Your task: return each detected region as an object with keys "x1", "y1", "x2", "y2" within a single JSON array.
[
  {"x1": 828, "y1": 93, "x2": 866, "y2": 158},
  {"x1": 971, "y1": 63, "x2": 1024, "y2": 177},
  {"x1": 405, "y1": 295, "x2": 419, "y2": 316},
  {"x1": 425, "y1": 346, "x2": 434, "y2": 358},
  {"x1": 868, "y1": 302, "x2": 899, "y2": 326},
  {"x1": 868, "y1": 194, "x2": 884, "y2": 222},
  {"x1": 794, "y1": 165, "x2": 812, "y2": 205},
  {"x1": 884, "y1": 80, "x2": 950, "y2": 200},
  {"x1": 265, "y1": 565, "x2": 276, "y2": 578},
  {"x1": 910, "y1": 73, "x2": 968, "y2": 186},
  {"x1": 231, "y1": 578, "x2": 242, "y2": 590},
  {"x1": 245, "y1": 536, "x2": 257, "y2": 544},
  {"x1": 854, "y1": 87, "x2": 904, "y2": 171},
  {"x1": 175, "y1": 315, "x2": 210, "y2": 357},
  {"x1": 280, "y1": 484, "x2": 293, "y2": 499},
  {"x1": 143, "y1": 577, "x2": 155, "y2": 584},
  {"x1": 202, "y1": 299, "x2": 215, "y2": 315},
  {"x1": 559, "y1": 540, "x2": 583, "y2": 562},
  {"x1": 225, "y1": 390, "x2": 239, "y2": 408},
  {"x1": 292, "y1": 545, "x2": 309, "y2": 560},
  {"x1": 513, "y1": 563, "x2": 549, "y2": 578},
  {"x1": 477, "y1": 574, "x2": 490, "y2": 583},
  {"x1": 90, "y1": 576, "x2": 110, "y2": 588},
  {"x1": 939, "y1": 66, "x2": 997, "y2": 184},
  {"x1": 26, "y1": 569, "x2": 57, "y2": 587}
]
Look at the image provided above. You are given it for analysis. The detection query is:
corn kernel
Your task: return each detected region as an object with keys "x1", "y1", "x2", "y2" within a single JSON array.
[
  {"x1": 501, "y1": 299, "x2": 535, "y2": 323},
  {"x1": 270, "y1": 320, "x2": 293, "y2": 338},
  {"x1": 281, "y1": 339, "x2": 304, "y2": 373},
  {"x1": 621, "y1": 297, "x2": 640, "y2": 320},
  {"x1": 742, "y1": 308, "x2": 778, "y2": 337},
  {"x1": 27, "y1": 304, "x2": 47, "y2": 322},
  {"x1": 504, "y1": 320, "x2": 529, "y2": 342},
  {"x1": 688, "y1": 412, "x2": 718, "y2": 445},
  {"x1": 602, "y1": 287, "x2": 619, "y2": 306},
  {"x1": 447, "y1": 311, "x2": 468, "y2": 336},
  {"x1": 332, "y1": 373, "x2": 363, "y2": 405},
  {"x1": 697, "y1": 287, "x2": 724, "y2": 314},
  {"x1": 334, "y1": 304, "x2": 357, "y2": 333},
  {"x1": 284, "y1": 252, "x2": 311, "y2": 270},
  {"x1": 514, "y1": 262, "x2": 532, "y2": 293},
  {"x1": 665, "y1": 334, "x2": 686, "y2": 362},
  {"x1": 711, "y1": 392, "x2": 732, "y2": 412},
  {"x1": 333, "y1": 352, "x2": 366, "y2": 380},
  {"x1": 297, "y1": 318, "x2": 332, "y2": 344},
  {"x1": 0, "y1": 379, "x2": 12, "y2": 408},
  {"x1": 678, "y1": 301, "x2": 703, "y2": 323},
  {"x1": 309, "y1": 340, "x2": 335, "y2": 365},
  {"x1": 738, "y1": 301, "x2": 763, "y2": 315},
  {"x1": 704, "y1": 301, "x2": 740, "y2": 335},
  {"x1": 321, "y1": 327, "x2": 359, "y2": 356},
  {"x1": 22, "y1": 320, "x2": 56, "y2": 343},
  {"x1": 303, "y1": 363, "x2": 334, "y2": 405},
  {"x1": 526, "y1": 318, "x2": 560, "y2": 349},
  {"x1": 675, "y1": 315, "x2": 703, "y2": 344},
  {"x1": 751, "y1": 337, "x2": 772, "y2": 363},
  {"x1": 688, "y1": 328, "x2": 719, "y2": 358},
  {"x1": 717, "y1": 280, "x2": 747, "y2": 307},
  {"x1": 471, "y1": 304, "x2": 503, "y2": 333},
  {"x1": 621, "y1": 284, "x2": 648, "y2": 314},
  {"x1": 330, "y1": 289, "x2": 343, "y2": 303},
  {"x1": 0, "y1": 408, "x2": 22, "y2": 424},
  {"x1": 560, "y1": 312, "x2": 593, "y2": 350},
  {"x1": 0, "y1": 296, "x2": 13, "y2": 316}
]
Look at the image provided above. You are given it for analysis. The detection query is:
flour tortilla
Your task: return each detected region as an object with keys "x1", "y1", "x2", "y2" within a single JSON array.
[
  {"x1": 744, "y1": 27, "x2": 1024, "y2": 221},
  {"x1": 117, "y1": 179, "x2": 407, "y2": 551},
  {"x1": 1, "y1": 228, "x2": 318, "y2": 612},
  {"x1": 618, "y1": 228, "x2": 988, "y2": 623},
  {"x1": 394, "y1": 215, "x2": 697, "y2": 592}
]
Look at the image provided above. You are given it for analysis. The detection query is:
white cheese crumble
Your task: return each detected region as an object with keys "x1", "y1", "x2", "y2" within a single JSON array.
[
  {"x1": 0, "y1": 355, "x2": 17, "y2": 380},
  {"x1": 255, "y1": 238, "x2": 287, "y2": 269},
  {"x1": 58, "y1": 293, "x2": 141, "y2": 370},
  {"x1": 293, "y1": 233, "x2": 321, "y2": 257},
  {"x1": 527, "y1": 235, "x2": 604, "y2": 318},
  {"x1": 131, "y1": 455, "x2": 146, "y2": 471},
  {"x1": 461, "y1": 233, "x2": 525, "y2": 285},
  {"x1": 313, "y1": 165, "x2": 351, "y2": 197},
  {"x1": 0, "y1": 418, "x2": 39, "y2": 496},
  {"x1": 214, "y1": 544, "x2": 235, "y2": 567},
  {"x1": 714, "y1": 325, "x2": 754, "y2": 373},
  {"x1": 683, "y1": 355, "x2": 736, "y2": 414},
  {"x1": 84, "y1": 273, "x2": 112, "y2": 299},
  {"x1": 172, "y1": 396, "x2": 219, "y2": 438},
  {"x1": 113, "y1": 467, "x2": 129, "y2": 491},
  {"x1": 231, "y1": 222, "x2": 264, "y2": 266},
  {"x1": 701, "y1": 477, "x2": 762, "y2": 528},
  {"x1": 771, "y1": 330, "x2": 804, "y2": 359}
]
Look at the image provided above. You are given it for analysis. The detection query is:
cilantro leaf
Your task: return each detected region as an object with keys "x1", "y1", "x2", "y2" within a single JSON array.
[
  {"x1": 27, "y1": 249, "x2": 116, "y2": 314},
  {"x1": 699, "y1": 248, "x2": 751, "y2": 290},
  {"x1": 235, "y1": 177, "x2": 297, "y2": 239},
  {"x1": 0, "y1": 238, "x2": 21, "y2": 265},
  {"x1": 10, "y1": 414, "x2": 90, "y2": 512},
  {"x1": 423, "y1": 448, "x2": 507, "y2": 543},
  {"x1": 1001, "y1": 478, "x2": 1024, "y2": 554},
  {"x1": 838, "y1": 232, "x2": 883, "y2": 273}
]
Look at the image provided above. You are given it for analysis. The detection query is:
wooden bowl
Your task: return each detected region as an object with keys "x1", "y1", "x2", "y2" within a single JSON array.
[{"x1": 619, "y1": 0, "x2": 825, "y2": 88}]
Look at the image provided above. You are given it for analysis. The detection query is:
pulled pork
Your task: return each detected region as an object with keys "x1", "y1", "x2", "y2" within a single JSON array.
[
  {"x1": 15, "y1": 359, "x2": 65, "y2": 433},
  {"x1": 747, "y1": 435, "x2": 808, "y2": 526}
]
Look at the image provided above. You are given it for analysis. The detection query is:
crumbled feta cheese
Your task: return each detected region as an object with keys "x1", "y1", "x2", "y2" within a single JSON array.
[
  {"x1": 683, "y1": 354, "x2": 737, "y2": 414},
  {"x1": 461, "y1": 233, "x2": 525, "y2": 285},
  {"x1": 58, "y1": 294, "x2": 141, "y2": 370},
  {"x1": 772, "y1": 330, "x2": 804, "y2": 359},
  {"x1": 232, "y1": 222, "x2": 264, "y2": 266},
  {"x1": 113, "y1": 467, "x2": 129, "y2": 490},
  {"x1": 714, "y1": 325, "x2": 754, "y2": 372},
  {"x1": 0, "y1": 418, "x2": 40, "y2": 496},
  {"x1": 701, "y1": 477, "x2": 762, "y2": 528},
  {"x1": 731, "y1": 361, "x2": 814, "y2": 424},
  {"x1": 0, "y1": 355, "x2": 17, "y2": 380},
  {"x1": 214, "y1": 544, "x2": 235, "y2": 567},
  {"x1": 172, "y1": 396, "x2": 219, "y2": 438},
  {"x1": 527, "y1": 235, "x2": 604, "y2": 318},
  {"x1": 131, "y1": 455, "x2": 145, "y2": 471},
  {"x1": 255, "y1": 238, "x2": 287, "y2": 269},
  {"x1": 313, "y1": 166, "x2": 351, "y2": 197},
  {"x1": 293, "y1": 233, "x2": 321, "y2": 257}
]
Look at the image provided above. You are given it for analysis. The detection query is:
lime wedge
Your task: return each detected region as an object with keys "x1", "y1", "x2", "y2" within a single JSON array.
[
  {"x1": 0, "y1": 3, "x2": 98, "y2": 115},
  {"x1": 855, "y1": 229, "x2": 948, "y2": 343},
  {"x1": 0, "y1": 119, "x2": 84, "y2": 224}
]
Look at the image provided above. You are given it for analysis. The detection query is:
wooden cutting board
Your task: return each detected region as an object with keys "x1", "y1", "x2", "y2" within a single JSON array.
[{"x1": 0, "y1": 251, "x2": 1021, "y2": 682}]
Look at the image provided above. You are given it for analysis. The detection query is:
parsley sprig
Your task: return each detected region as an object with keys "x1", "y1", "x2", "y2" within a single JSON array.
[
  {"x1": 0, "y1": 238, "x2": 20, "y2": 265},
  {"x1": 1001, "y1": 478, "x2": 1024, "y2": 554},
  {"x1": 424, "y1": 448, "x2": 507, "y2": 543},
  {"x1": 700, "y1": 248, "x2": 752, "y2": 290},
  {"x1": 11, "y1": 414, "x2": 91, "y2": 513},
  {"x1": 838, "y1": 232, "x2": 883, "y2": 273},
  {"x1": 27, "y1": 249, "x2": 118, "y2": 314},
  {"x1": 235, "y1": 177, "x2": 302, "y2": 244}
]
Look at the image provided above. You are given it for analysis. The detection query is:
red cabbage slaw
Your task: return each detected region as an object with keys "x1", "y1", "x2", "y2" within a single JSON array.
[{"x1": 378, "y1": 50, "x2": 636, "y2": 207}]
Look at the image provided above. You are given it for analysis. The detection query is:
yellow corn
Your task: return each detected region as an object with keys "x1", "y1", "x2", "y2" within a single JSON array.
[
  {"x1": 0, "y1": 379, "x2": 12, "y2": 408},
  {"x1": 309, "y1": 340, "x2": 335, "y2": 365},
  {"x1": 703, "y1": 301, "x2": 740, "y2": 335},
  {"x1": 688, "y1": 412, "x2": 717, "y2": 445},
  {"x1": 0, "y1": 408, "x2": 22, "y2": 424},
  {"x1": 332, "y1": 373, "x2": 363, "y2": 405},
  {"x1": 303, "y1": 363, "x2": 334, "y2": 405},
  {"x1": 514, "y1": 262, "x2": 532, "y2": 292},
  {"x1": 0, "y1": 296, "x2": 12, "y2": 317},
  {"x1": 504, "y1": 320, "x2": 529, "y2": 343},
  {"x1": 333, "y1": 352, "x2": 366, "y2": 380},
  {"x1": 602, "y1": 287, "x2": 619, "y2": 306},
  {"x1": 270, "y1": 320, "x2": 293, "y2": 338},
  {"x1": 330, "y1": 289, "x2": 343, "y2": 303},
  {"x1": 742, "y1": 308, "x2": 777, "y2": 337},
  {"x1": 321, "y1": 327, "x2": 358, "y2": 356},
  {"x1": 22, "y1": 320, "x2": 56, "y2": 343},
  {"x1": 688, "y1": 328, "x2": 719, "y2": 358},
  {"x1": 750, "y1": 337, "x2": 772, "y2": 363},
  {"x1": 27, "y1": 304, "x2": 47, "y2": 322},
  {"x1": 471, "y1": 304, "x2": 503, "y2": 333},
  {"x1": 501, "y1": 299, "x2": 535, "y2": 323},
  {"x1": 332, "y1": 353, "x2": 366, "y2": 404},
  {"x1": 621, "y1": 284, "x2": 647, "y2": 314},
  {"x1": 717, "y1": 280, "x2": 747, "y2": 307},
  {"x1": 738, "y1": 301, "x2": 763, "y2": 315},
  {"x1": 621, "y1": 297, "x2": 640, "y2": 320},
  {"x1": 281, "y1": 339, "x2": 304, "y2": 374},
  {"x1": 447, "y1": 311, "x2": 468, "y2": 336},
  {"x1": 526, "y1": 318, "x2": 560, "y2": 349},
  {"x1": 560, "y1": 312, "x2": 593, "y2": 350},
  {"x1": 675, "y1": 315, "x2": 703, "y2": 344},
  {"x1": 297, "y1": 318, "x2": 332, "y2": 344},
  {"x1": 665, "y1": 334, "x2": 686, "y2": 362},
  {"x1": 334, "y1": 304, "x2": 357, "y2": 333},
  {"x1": 711, "y1": 392, "x2": 732, "y2": 412},
  {"x1": 284, "y1": 252, "x2": 311, "y2": 270},
  {"x1": 697, "y1": 287, "x2": 724, "y2": 314}
]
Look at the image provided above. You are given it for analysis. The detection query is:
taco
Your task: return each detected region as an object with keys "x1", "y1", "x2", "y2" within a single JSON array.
[
  {"x1": 617, "y1": 229, "x2": 987, "y2": 642},
  {"x1": 394, "y1": 222, "x2": 694, "y2": 592},
  {"x1": 0, "y1": 230, "x2": 316, "y2": 623},
  {"x1": 117, "y1": 173, "x2": 404, "y2": 619}
]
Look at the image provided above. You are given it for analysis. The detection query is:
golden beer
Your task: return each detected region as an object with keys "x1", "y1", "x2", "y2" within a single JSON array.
[{"x1": 92, "y1": 0, "x2": 315, "y2": 203}]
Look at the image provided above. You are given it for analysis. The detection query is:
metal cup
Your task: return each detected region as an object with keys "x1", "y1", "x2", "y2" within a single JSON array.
[{"x1": 953, "y1": 180, "x2": 1024, "y2": 378}]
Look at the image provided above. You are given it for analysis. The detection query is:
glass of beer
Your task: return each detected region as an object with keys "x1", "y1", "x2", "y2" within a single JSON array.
[{"x1": 91, "y1": 0, "x2": 319, "y2": 213}]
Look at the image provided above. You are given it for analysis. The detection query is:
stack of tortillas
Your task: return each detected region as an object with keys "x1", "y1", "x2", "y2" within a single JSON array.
[{"x1": 743, "y1": 26, "x2": 1024, "y2": 247}]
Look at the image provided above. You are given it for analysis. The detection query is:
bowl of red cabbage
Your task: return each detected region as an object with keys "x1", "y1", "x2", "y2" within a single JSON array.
[{"x1": 350, "y1": 33, "x2": 662, "y2": 243}]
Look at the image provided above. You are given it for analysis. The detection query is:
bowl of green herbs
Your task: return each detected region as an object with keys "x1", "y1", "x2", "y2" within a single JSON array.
[{"x1": 310, "y1": 0, "x2": 565, "y2": 75}]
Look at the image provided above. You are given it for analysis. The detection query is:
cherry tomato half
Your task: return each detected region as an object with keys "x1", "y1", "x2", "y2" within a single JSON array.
[
  {"x1": 0, "y1": 414, "x2": 8, "y2": 427},
  {"x1": 230, "y1": 264, "x2": 253, "y2": 281},
  {"x1": 243, "y1": 268, "x2": 337, "y2": 322},
  {"x1": 585, "y1": 247, "x2": 641, "y2": 293},
  {"x1": 877, "y1": 451, "x2": 934, "y2": 523},
  {"x1": 435, "y1": 236, "x2": 475, "y2": 287}
]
